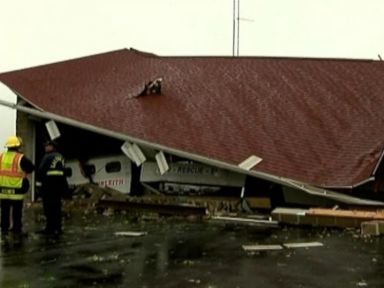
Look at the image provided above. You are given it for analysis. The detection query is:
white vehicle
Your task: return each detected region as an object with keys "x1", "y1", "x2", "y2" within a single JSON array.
[{"x1": 65, "y1": 155, "x2": 132, "y2": 194}]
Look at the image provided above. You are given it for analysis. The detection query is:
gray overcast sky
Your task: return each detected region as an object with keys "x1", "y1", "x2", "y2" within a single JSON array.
[{"x1": 1, "y1": 0, "x2": 384, "y2": 146}]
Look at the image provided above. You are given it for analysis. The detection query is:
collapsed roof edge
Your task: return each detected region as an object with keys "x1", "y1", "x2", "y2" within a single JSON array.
[
  {"x1": 286, "y1": 179, "x2": 384, "y2": 206},
  {"x1": 0, "y1": 97, "x2": 383, "y2": 206},
  {"x1": 322, "y1": 177, "x2": 375, "y2": 190}
]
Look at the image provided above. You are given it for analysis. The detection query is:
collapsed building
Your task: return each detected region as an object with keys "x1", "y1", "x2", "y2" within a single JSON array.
[{"x1": 0, "y1": 48, "x2": 384, "y2": 209}]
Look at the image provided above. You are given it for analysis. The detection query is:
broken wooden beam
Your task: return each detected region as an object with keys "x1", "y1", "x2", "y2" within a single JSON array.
[
  {"x1": 272, "y1": 207, "x2": 384, "y2": 228},
  {"x1": 306, "y1": 207, "x2": 384, "y2": 220}
]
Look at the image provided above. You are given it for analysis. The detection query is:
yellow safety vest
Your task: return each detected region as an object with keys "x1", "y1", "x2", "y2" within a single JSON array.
[{"x1": 0, "y1": 151, "x2": 26, "y2": 200}]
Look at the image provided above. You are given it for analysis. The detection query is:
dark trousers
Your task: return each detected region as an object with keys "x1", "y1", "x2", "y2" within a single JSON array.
[
  {"x1": 42, "y1": 194, "x2": 62, "y2": 232},
  {"x1": 1, "y1": 199, "x2": 23, "y2": 233}
]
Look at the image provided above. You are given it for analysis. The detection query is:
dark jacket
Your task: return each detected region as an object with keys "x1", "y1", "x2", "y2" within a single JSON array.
[
  {"x1": 19, "y1": 153, "x2": 35, "y2": 194},
  {"x1": 37, "y1": 150, "x2": 68, "y2": 195}
]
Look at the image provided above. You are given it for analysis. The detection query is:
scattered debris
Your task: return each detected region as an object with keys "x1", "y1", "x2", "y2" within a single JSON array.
[
  {"x1": 188, "y1": 279, "x2": 201, "y2": 284},
  {"x1": 97, "y1": 199, "x2": 207, "y2": 216},
  {"x1": 182, "y1": 260, "x2": 195, "y2": 266},
  {"x1": 64, "y1": 183, "x2": 126, "y2": 215},
  {"x1": 60, "y1": 182, "x2": 273, "y2": 218},
  {"x1": 356, "y1": 280, "x2": 368, "y2": 287}
]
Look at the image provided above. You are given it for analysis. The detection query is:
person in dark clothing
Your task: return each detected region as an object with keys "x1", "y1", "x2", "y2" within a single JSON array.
[
  {"x1": 0, "y1": 135, "x2": 35, "y2": 236},
  {"x1": 37, "y1": 140, "x2": 68, "y2": 235}
]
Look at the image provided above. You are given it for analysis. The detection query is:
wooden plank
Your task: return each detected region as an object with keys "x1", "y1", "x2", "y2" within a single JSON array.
[
  {"x1": 271, "y1": 207, "x2": 307, "y2": 215},
  {"x1": 211, "y1": 216, "x2": 279, "y2": 227},
  {"x1": 114, "y1": 231, "x2": 147, "y2": 237},
  {"x1": 307, "y1": 208, "x2": 384, "y2": 220},
  {"x1": 242, "y1": 244, "x2": 283, "y2": 251},
  {"x1": 283, "y1": 242, "x2": 323, "y2": 248},
  {"x1": 272, "y1": 207, "x2": 384, "y2": 228}
]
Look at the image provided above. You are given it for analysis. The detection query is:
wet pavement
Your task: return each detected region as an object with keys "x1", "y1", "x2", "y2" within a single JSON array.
[{"x1": 0, "y1": 207, "x2": 383, "y2": 288}]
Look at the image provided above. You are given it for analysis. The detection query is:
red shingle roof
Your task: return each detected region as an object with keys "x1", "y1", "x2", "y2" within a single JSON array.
[{"x1": 1, "y1": 48, "x2": 384, "y2": 187}]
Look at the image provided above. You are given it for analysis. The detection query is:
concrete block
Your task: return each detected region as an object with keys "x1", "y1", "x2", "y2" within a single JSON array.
[{"x1": 271, "y1": 207, "x2": 308, "y2": 225}]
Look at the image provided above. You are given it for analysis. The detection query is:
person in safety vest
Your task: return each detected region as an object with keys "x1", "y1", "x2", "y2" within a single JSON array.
[
  {"x1": 37, "y1": 140, "x2": 68, "y2": 235},
  {"x1": 0, "y1": 135, "x2": 34, "y2": 236}
]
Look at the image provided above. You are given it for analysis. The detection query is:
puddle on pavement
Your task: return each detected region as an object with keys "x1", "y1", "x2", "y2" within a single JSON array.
[{"x1": 0, "y1": 215, "x2": 383, "y2": 287}]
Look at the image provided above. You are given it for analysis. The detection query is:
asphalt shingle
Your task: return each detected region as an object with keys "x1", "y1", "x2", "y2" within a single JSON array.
[{"x1": 1, "y1": 48, "x2": 384, "y2": 187}]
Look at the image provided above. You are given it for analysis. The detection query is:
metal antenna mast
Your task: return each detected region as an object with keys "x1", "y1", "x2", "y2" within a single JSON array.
[
  {"x1": 232, "y1": 0, "x2": 236, "y2": 56},
  {"x1": 237, "y1": 0, "x2": 240, "y2": 56},
  {"x1": 232, "y1": 0, "x2": 253, "y2": 56},
  {"x1": 232, "y1": 0, "x2": 240, "y2": 56}
]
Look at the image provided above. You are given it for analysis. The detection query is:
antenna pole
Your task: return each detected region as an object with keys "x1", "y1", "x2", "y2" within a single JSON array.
[
  {"x1": 232, "y1": 0, "x2": 236, "y2": 56},
  {"x1": 237, "y1": 0, "x2": 240, "y2": 56}
]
